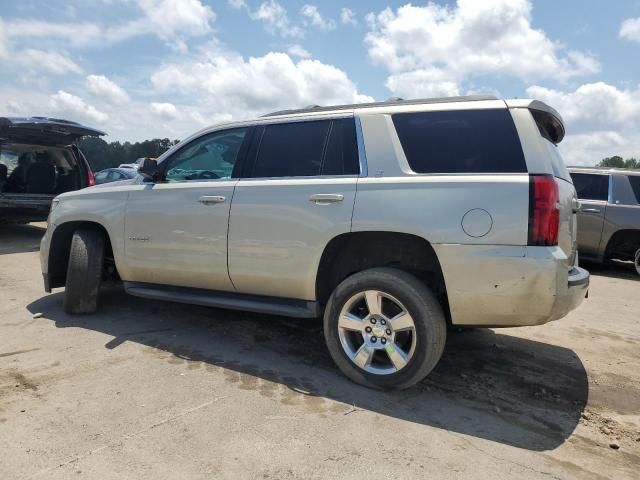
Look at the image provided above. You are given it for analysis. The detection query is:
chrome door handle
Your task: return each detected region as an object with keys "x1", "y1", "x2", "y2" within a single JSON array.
[
  {"x1": 309, "y1": 194, "x2": 344, "y2": 204},
  {"x1": 199, "y1": 195, "x2": 226, "y2": 205},
  {"x1": 582, "y1": 208, "x2": 601, "y2": 213},
  {"x1": 571, "y1": 199, "x2": 581, "y2": 213}
]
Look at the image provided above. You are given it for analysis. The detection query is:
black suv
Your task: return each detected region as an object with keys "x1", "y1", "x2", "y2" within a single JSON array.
[{"x1": 0, "y1": 117, "x2": 104, "y2": 223}]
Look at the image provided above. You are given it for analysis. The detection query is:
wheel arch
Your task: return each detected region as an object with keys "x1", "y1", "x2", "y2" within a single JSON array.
[
  {"x1": 47, "y1": 220, "x2": 115, "y2": 289},
  {"x1": 604, "y1": 228, "x2": 640, "y2": 262},
  {"x1": 315, "y1": 231, "x2": 451, "y2": 322}
]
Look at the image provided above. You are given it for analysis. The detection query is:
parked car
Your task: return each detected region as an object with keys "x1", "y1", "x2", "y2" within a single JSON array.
[
  {"x1": 568, "y1": 167, "x2": 640, "y2": 275},
  {"x1": 118, "y1": 158, "x2": 149, "y2": 170},
  {"x1": 0, "y1": 116, "x2": 104, "y2": 223},
  {"x1": 40, "y1": 95, "x2": 589, "y2": 389},
  {"x1": 94, "y1": 167, "x2": 138, "y2": 184}
]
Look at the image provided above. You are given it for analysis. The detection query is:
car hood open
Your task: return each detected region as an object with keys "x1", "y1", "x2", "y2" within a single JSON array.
[{"x1": 0, "y1": 116, "x2": 106, "y2": 146}]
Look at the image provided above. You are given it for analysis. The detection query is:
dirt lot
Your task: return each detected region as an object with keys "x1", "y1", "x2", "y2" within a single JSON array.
[{"x1": 1, "y1": 223, "x2": 639, "y2": 479}]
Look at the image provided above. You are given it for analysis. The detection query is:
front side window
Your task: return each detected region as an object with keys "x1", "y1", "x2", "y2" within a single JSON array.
[
  {"x1": 164, "y1": 128, "x2": 247, "y2": 182},
  {"x1": 570, "y1": 173, "x2": 609, "y2": 201},
  {"x1": 392, "y1": 109, "x2": 527, "y2": 174}
]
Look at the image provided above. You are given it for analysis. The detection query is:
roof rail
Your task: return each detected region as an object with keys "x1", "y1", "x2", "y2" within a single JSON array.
[{"x1": 261, "y1": 94, "x2": 499, "y2": 117}]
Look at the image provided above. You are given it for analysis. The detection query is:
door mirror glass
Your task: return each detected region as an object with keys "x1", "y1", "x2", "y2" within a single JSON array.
[{"x1": 138, "y1": 157, "x2": 159, "y2": 181}]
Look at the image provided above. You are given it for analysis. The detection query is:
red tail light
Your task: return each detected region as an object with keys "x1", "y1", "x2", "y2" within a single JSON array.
[
  {"x1": 528, "y1": 174, "x2": 559, "y2": 246},
  {"x1": 87, "y1": 168, "x2": 95, "y2": 187}
]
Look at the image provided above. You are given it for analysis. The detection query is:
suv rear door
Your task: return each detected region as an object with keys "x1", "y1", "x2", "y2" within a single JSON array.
[
  {"x1": 227, "y1": 117, "x2": 359, "y2": 300},
  {"x1": 570, "y1": 172, "x2": 609, "y2": 257}
]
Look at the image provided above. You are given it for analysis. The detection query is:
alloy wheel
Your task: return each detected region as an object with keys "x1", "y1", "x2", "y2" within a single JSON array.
[{"x1": 337, "y1": 290, "x2": 417, "y2": 375}]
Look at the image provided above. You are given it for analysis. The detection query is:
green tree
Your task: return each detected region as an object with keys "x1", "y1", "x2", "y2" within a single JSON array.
[
  {"x1": 76, "y1": 137, "x2": 179, "y2": 171},
  {"x1": 597, "y1": 156, "x2": 639, "y2": 169},
  {"x1": 598, "y1": 156, "x2": 626, "y2": 168}
]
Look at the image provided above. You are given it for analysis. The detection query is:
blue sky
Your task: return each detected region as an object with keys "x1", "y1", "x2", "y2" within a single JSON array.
[{"x1": 1, "y1": 0, "x2": 640, "y2": 165}]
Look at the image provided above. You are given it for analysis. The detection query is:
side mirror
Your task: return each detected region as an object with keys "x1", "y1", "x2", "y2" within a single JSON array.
[{"x1": 138, "y1": 157, "x2": 159, "y2": 181}]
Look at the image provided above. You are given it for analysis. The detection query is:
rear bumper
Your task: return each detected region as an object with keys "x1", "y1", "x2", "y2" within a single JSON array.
[
  {"x1": 433, "y1": 244, "x2": 589, "y2": 327},
  {"x1": 549, "y1": 266, "x2": 589, "y2": 321}
]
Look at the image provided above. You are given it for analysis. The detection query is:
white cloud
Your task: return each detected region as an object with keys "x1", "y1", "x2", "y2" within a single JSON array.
[
  {"x1": 0, "y1": 19, "x2": 82, "y2": 76},
  {"x1": 4, "y1": 20, "x2": 102, "y2": 47},
  {"x1": 527, "y1": 82, "x2": 640, "y2": 165},
  {"x1": 227, "y1": 0, "x2": 247, "y2": 9},
  {"x1": 526, "y1": 82, "x2": 640, "y2": 130},
  {"x1": 86, "y1": 75, "x2": 129, "y2": 105},
  {"x1": 0, "y1": 19, "x2": 11, "y2": 58},
  {"x1": 340, "y1": 8, "x2": 357, "y2": 26},
  {"x1": 19, "y1": 49, "x2": 83, "y2": 75},
  {"x1": 365, "y1": 0, "x2": 600, "y2": 98},
  {"x1": 136, "y1": 0, "x2": 215, "y2": 50},
  {"x1": 287, "y1": 44, "x2": 311, "y2": 58},
  {"x1": 149, "y1": 102, "x2": 181, "y2": 119},
  {"x1": 3, "y1": 0, "x2": 215, "y2": 52},
  {"x1": 49, "y1": 90, "x2": 108, "y2": 124},
  {"x1": 250, "y1": 1, "x2": 302, "y2": 38},
  {"x1": 150, "y1": 51, "x2": 372, "y2": 122},
  {"x1": 620, "y1": 17, "x2": 640, "y2": 42},
  {"x1": 300, "y1": 4, "x2": 336, "y2": 31}
]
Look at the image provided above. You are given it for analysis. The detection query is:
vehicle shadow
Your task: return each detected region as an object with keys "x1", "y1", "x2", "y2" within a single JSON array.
[
  {"x1": 0, "y1": 223, "x2": 45, "y2": 255},
  {"x1": 581, "y1": 259, "x2": 638, "y2": 281},
  {"x1": 28, "y1": 287, "x2": 588, "y2": 452}
]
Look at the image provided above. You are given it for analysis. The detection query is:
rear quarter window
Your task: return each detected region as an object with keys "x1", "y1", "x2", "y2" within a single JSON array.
[{"x1": 392, "y1": 109, "x2": 526, "y2": 174}]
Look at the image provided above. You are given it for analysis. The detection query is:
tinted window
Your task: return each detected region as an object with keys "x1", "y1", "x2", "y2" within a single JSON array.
[
  {"x1": 251, "y1": 121, "x2": 329, "y2": 178},
  {"x1": 570, "y1": 173, "x2": 609, "y2": 201},
  {"x1": 165, "y1": 128, "x2": 247, "y2": 182},
  {"x1": 392, "y1": 109, "x2": 526, "y2": 174},
  {"x1": 628, "y1": 176, "x2": 640, "y2": 204},
  {"x1": 95, "y1": 171, "x2": 108, "y2": 181},
  {"x1": 322, "y1": 119, "x2": 359, "y2": 175}
]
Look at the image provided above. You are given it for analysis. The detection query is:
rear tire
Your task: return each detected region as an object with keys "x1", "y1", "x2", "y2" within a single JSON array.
[
  {"x1": 63, "y1": 229, "x2": 105, "y2": 314},
  {"x1": 323, "y1": 268, "x2": 447, "y2": 390}
]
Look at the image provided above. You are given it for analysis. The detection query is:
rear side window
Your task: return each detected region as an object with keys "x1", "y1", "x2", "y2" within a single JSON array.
[
  {"x1": 323, "y1": 118, "x2": 359, "y2": 175},
  {"x1": 570, "y1": 173, "x2": 609, "y2": 201},
  {"x1": 249, "y1": 118, "x2": 358, "y2": 178},
  {"x1": 628, "y1": 176, "x2": 640, "y2": 204},
  {"x1": 392, "y1": 109, "x2": 526, "y2": 174}
]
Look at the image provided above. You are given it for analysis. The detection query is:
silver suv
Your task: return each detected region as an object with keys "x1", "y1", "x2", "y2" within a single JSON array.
[
  {"x1": 568, "y1": 167, "x2": 640, "y2": 275},
  {"x1": 40, "y1": 95, "x2": 589, "y2": 389}
]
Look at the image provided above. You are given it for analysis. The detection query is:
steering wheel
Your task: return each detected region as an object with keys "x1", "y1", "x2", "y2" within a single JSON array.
[{"x1": 198, "y1": 171, "x2": 220, "y2": 179}]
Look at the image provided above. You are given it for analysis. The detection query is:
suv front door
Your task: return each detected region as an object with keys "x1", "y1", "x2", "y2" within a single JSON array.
[
  {"x1": 571, "y1": 172, "x2": 609, "y2": 258},
  {"x1": 228, "y1": 117, "x2": 360, "y2": 300},
  {"x1": 123, "y1": 128, "x2": 248, "y2": 290}
]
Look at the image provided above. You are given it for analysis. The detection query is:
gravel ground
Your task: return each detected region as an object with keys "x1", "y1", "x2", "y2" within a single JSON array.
[{"x1": 1, "y1": 223, "x2": 639, "y2": 479}]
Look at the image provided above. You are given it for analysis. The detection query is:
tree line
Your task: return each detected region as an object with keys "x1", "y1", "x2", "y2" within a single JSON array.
[
  {"x1": 597, "y1": 156, "x2": 639, "y2": 169},
  {"x1": 76, "y1": 137, "x2": 180, "y2": 172}
]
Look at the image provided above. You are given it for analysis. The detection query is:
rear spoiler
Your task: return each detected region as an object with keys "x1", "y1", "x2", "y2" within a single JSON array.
[{"x1": 505, "y1": 99, "x2": 565, "y2": 144}]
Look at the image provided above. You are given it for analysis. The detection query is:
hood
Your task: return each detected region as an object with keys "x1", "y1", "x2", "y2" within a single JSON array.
[
  {"x1": 89, "y1": 177, "x2": 140, "y2": 189},
  {"x1": 0, "y1": 116, "x2": 106, "y2": 146}
]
